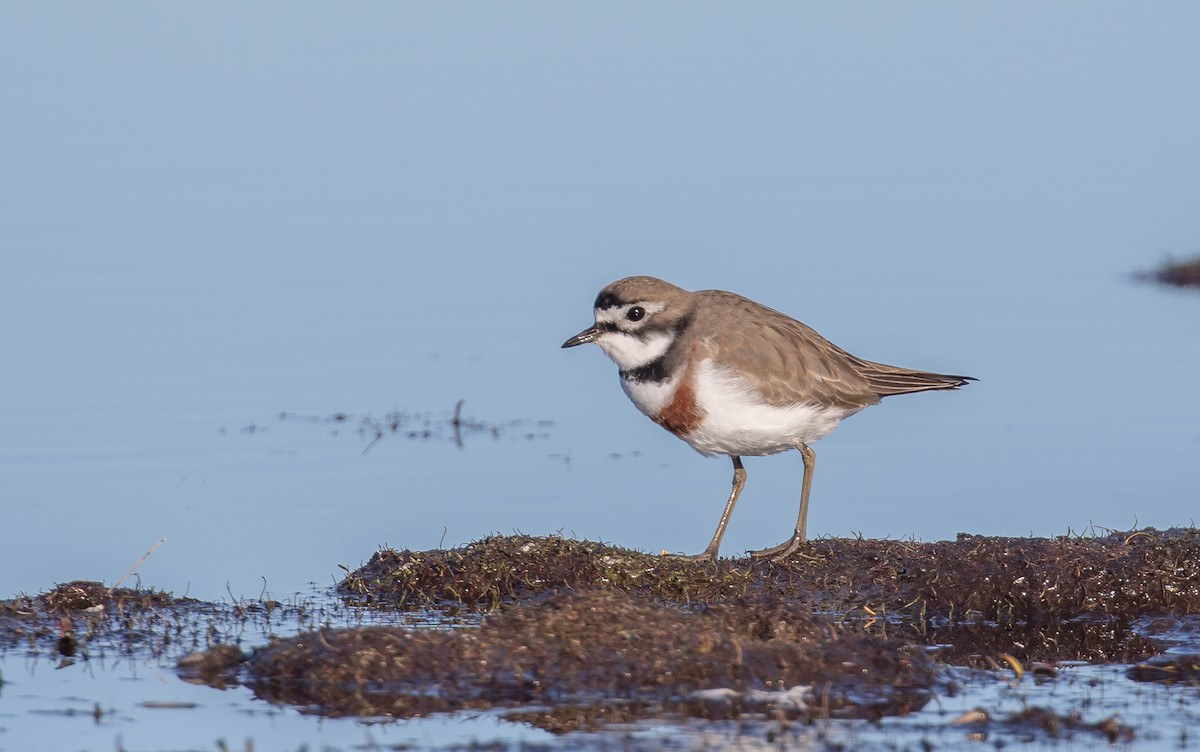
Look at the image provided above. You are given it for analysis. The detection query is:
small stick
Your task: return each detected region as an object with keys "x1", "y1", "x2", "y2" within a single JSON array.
[
  {"x1": 452, "y1": 399, "x2": 465, "y2": 449},
  {"x1": 109, "y1": 537, "x2": 167, "y2": 596}
]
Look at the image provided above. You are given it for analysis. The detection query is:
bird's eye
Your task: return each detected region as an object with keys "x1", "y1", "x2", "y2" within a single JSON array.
[{"x1": 626, "y1": 306, "x2": 645, "y2": 322}]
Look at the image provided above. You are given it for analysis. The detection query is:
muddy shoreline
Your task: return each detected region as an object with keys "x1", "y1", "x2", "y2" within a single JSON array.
[{"x1": 4, "y1": 529, "x2": 1198, "y2": 744}]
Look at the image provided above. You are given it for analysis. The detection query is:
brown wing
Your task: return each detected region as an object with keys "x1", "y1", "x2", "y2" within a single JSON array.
[
  {"x1": 694, "y1": 291, "x2": 973, "y2": 407},
  {"x1": 693, "y1": 292, "x2": 881, "y2": 410}
]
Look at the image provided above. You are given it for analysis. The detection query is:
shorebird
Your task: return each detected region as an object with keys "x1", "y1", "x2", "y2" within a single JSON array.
[{"x1": 562, "y1": 276, "x2": 973, "y2": 561}]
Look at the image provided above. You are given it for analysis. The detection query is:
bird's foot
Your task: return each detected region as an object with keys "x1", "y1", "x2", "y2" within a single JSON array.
[
  {"x1": 664, "y1": 549, "x2": 719, "y2": 563},
  {"x1": 749, "y1": 535, "x2": 805, "y2": 562}
]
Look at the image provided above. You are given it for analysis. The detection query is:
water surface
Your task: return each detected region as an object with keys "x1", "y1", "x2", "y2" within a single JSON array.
[{"x1": 2, "y1": 3, "x2": 1199, "y2": 749}]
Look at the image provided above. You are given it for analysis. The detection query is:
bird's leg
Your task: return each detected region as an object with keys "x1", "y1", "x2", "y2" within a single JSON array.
[
  {"x1": 749, "y1": 443, "x2": 815, "y2": 561},
  {"x1": 671, "y1": 456, "x2": 746, "y2": 562}
]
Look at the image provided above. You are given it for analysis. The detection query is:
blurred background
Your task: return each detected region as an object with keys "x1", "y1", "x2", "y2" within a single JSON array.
[{"x1": 3, "y1": 3, "x2": 1198, "y2": 600}]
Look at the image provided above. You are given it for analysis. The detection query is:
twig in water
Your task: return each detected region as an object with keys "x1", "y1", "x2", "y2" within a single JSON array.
[
  {"x1": 452, "y1": 399, "x2": 465, "y2": 449},
  {"x1": 361, "y1": 417, "x2": 385, "y2": 456},
  {"x1": 109, "y1": 537, "x2": 167, "y2": 596}
]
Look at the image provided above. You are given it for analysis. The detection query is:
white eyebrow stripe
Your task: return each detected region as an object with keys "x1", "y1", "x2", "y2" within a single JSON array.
[{"x1": 594, "y1": 302, "x2": 666, "y2": 324}]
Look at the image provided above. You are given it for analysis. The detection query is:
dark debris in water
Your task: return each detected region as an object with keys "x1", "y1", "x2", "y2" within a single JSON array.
[
  {"x1": 925, "y1": 618, "x2": 1158, "y2": 668},
  {"x1": 953, "y1": 705, "x2": 1135, "y2": 744},
  {"x1": 1140, "y1": 254, "x2": 1200, "y2": 289},
  {"x1": 0, "y1": 579, "x2": 369, "y2": 668},
  {"x1": 226, "y1": 399, "x2": 556, "y2": 451},
  {"x1": 1128, "y1": 613, "x2": 1200, "y2": 683},
  {"x1": 1128, "y1": 652, "x2": 1200, "y2": 683},
  {"x1": 0, "y1": 580, "x2": 187, "y2": 658}
]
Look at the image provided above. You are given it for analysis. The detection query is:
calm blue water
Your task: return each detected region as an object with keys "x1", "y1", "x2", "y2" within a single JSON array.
[
  {"x1": 4, "y1": 3, "x2": 1200, "y2": 601},
  {"x1": 2, "y1": 4, "x2": 1199, "y2": 748}
]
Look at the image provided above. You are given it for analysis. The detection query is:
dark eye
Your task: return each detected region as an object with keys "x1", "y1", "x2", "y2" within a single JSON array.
[{"x1": 626, "y1": 306, "x2": 645, "y2": 322}]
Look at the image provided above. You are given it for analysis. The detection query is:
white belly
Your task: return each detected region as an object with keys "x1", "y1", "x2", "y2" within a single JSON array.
[{"x1": 682, "y1": 359, "x2": 858, "y2": 456}]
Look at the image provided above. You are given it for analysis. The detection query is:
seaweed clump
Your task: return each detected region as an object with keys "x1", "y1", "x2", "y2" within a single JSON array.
[
  {"x1": 339, "y1": 534, "x2": 754, "y2": 611},
  {"x1": 0, "y1": 580, "x2": 197, "y2": 664},
  {"x1": 244, "y1": 588, "x2": 935, "y2": 721},
  {"x1": 341, "y1": 529, "x2": 1200, "y2": 628},
  {"x1": 176, "y1": 528, "x2": 1200, "y2": 731}
]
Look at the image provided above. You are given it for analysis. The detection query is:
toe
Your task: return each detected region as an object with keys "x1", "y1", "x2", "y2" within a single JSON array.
[{"x1": 750, "y1": 535, "x2": 804, "y2": 561}]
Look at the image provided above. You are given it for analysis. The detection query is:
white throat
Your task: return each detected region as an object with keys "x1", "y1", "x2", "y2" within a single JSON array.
[{"x1": 596, "y1": 330, "x2": 674, "y2": 370}]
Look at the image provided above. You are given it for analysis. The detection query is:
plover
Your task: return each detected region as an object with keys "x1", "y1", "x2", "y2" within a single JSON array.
[{"x1": 562, "y1": 276, "x2": 974, "y2": 561}]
